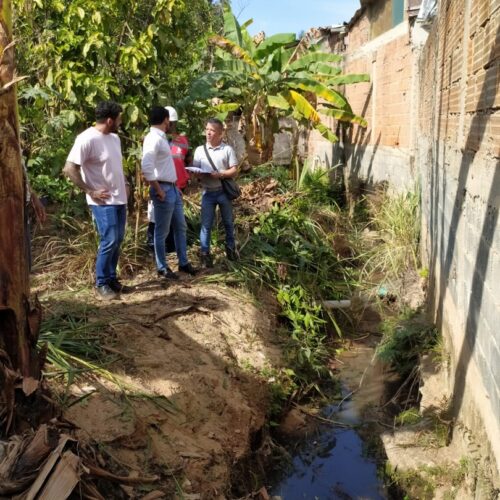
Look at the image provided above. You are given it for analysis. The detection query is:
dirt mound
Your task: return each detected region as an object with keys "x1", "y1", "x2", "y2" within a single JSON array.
[{"x1": 43, "y1": 274, "x2": 283, "y2": 498}]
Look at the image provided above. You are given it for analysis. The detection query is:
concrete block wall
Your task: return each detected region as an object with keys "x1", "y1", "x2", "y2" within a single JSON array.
[{"x1": 417, "y1": 0, "x2": 500, "y2": 475}]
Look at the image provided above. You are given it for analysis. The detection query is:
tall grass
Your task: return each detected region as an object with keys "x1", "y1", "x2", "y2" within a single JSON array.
[
  {"x1": 361, "y1": 188, "x2": 421, "y2": 280},
  {"x1": 34, "y1": 213, "x2": 150, "y2": 285}
]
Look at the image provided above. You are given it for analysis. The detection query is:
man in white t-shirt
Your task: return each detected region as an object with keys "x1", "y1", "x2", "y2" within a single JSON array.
[{"x1": 63, "y1": 101, "x2": 131, "y2": 300}]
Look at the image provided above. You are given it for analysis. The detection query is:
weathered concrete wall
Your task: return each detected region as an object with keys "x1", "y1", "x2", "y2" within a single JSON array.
[{"x1": 418, "y1": 0, "x2": 500, "y2": 477}]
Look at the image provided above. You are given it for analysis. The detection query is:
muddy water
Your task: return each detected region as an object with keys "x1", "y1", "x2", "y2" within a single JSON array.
[{"x1": 270, "y1": 342, "x2": 397, "y2": 499}]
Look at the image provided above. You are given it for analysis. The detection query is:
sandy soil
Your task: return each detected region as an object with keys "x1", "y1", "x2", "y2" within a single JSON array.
[{"x1": 38, "y1": 270, "x2": 283, "y2": 499}]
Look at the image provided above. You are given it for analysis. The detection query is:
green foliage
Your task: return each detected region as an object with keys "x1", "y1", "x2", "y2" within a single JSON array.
[
  {"x1": 185, "y1": 5, "x2": 369, "y2": 163},
  {"x1": 277, "y1": 285, "x2": 329, "y2": 378},
  {"x1": 39, "y1": 304, "x2": 109, "y2": 372},
  {"x1": 385, "y1": 459, "x2": 470, "y2": 500},
  {"x1": 202, "y1": 172, "x2": 356, "y2": 388},
  {"x1": 376, "y1": 309, "x2": 439, "y2": 376},
  {"x1": 395, "y1": 407, "x2": 422, "y2": 426},
  {"x1": 14, "y1": 0, "x2": 216, "y2": 201}
]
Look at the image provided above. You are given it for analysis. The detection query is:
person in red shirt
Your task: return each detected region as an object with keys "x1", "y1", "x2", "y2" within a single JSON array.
[
  {"x1": 166, "y1": 106, "x2": 191, "y2": 190},
  {"x1": 147, "y1": 106, "x2": 191, "y2": 252}
]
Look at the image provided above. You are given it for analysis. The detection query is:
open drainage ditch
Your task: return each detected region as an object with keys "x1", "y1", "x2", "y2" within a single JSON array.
[{"x1": 268, "y1": 339, "x2": 401, "y2": 499}]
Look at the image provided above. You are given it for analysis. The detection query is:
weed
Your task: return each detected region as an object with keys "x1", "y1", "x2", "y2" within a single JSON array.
[
  {"x1": 361, "y1": 189, "x2": 420, "y2": 280},
  {"x1": 38, "y1": 305, "x2": 177, "y2": 413},
  {"x1": 385, "y1": 458, "x2": 471, "y2": 500},
  {"x1": 34, "y1": 213, "x2": 150, "y2": 285},
  {"x1": 395, "y1": 407, "x2": 422, "y2": 426},
  {"x1": 376, "y1": 309, "x2": 439, "y2": 377}
]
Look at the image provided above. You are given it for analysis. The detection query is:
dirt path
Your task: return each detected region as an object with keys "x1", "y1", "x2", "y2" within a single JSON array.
[{"x1": 39, "y1": 272, "x2": 283, "y2": 498}]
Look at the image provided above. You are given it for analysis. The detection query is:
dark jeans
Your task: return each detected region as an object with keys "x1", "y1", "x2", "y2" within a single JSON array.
[
  {"x1": 200, "y1": 189, "x2": 235, "y2": 254},
  {"x1": 150, "y1": 183, "x2": 188, "y2": 272},
  {"x1": 91, "y1": 204, "x2": 127, "y2": 287}
]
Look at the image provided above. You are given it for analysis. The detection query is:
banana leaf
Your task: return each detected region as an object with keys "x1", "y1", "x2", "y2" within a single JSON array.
[
  {"x1": 285, "y1": 78, "x2": 352, "y2": 112},
  {"x1": 319, "y1": 107, "x2": 368, "y2": 126},
  {"x1": 326, "y1": 74, "x2": 370, "y2": 86},
  {"x1": 287, "y1": 52, "x2": 343, "y2": 72}
]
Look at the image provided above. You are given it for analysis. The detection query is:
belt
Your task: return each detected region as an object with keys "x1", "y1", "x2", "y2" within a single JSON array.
[
  {"x1": 204, "y1": 186, "x2": 223, "y2": 192},
  {"x1": 158, "y1": 181, "x2": 176, "y2": 186}
]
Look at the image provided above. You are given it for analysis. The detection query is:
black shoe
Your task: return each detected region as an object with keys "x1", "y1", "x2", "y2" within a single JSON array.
[
  {"x1": 96, "y1": 284, "x2": 118, "y2": 300},
  {"x1": 178, "y1": 263, "x2": 198, "y2": 275},
  {"x1": 226, "y1": 246, "x2": 238, "y2": 261},
  {"x1": 200, "y1": 253, "x2": 213, "y2": 269},
  {"x1": 108, "y1": 279, "x2": 133, "y2": 294},
  {"x1": 158, "y1": 268, "x2": 179, "y2": 280}
]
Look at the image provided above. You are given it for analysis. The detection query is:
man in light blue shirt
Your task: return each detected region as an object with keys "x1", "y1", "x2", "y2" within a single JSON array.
[{"x1": 141, "y1": 106, "x2": 196, "y2": 279}]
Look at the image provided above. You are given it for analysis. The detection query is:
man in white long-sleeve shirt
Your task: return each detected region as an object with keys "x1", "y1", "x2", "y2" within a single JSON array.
[{"x1": 141, "y1": 106, "x2": 196, "y2": 279}]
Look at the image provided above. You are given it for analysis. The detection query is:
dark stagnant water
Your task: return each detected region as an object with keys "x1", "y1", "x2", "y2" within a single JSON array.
[{"x1": 269, "y1": 342, "x2": 398, "y2": 500}]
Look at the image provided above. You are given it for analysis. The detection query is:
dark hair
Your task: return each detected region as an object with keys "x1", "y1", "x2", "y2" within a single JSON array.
[
  {"x1": 206, "y1": 117, "x2": 224, "y2": 129},
  {"x1": 95, "y1": 101, "x2": 122, "y2": 122},
  {"x1": 149, "y1": 106, "x2": 169, "y2": 125}
]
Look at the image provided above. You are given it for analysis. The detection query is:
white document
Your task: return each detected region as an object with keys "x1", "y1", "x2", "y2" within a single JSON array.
[{"x1": 186, "y1": 166, "x2": 212, "y2": 174}]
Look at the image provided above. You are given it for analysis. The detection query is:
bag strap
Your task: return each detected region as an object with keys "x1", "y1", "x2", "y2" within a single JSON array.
[{"x1": 203, "y1": 145, "x2": 219, "y2": 172}]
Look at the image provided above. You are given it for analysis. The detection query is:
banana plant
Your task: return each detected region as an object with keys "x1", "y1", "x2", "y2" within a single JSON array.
[{"x1": 186, "y1": 5, "x2": 369, "y2": 165}]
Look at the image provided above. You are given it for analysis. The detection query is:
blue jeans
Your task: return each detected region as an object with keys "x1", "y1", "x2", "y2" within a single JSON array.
[
  {"x1": 91, "y1": 204, "x2": 127, "y2": 287},
  {"x1": 151, "y1": 183, "x2": 188, "y2": 271},
  {"x1": 200, "y1": 189, "x2": 235, "y2": 254}
]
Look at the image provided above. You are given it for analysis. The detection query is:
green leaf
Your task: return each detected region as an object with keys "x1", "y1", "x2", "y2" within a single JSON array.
[
  {"x1": 223, "y1": 6, "x2": 243, "y2": 47},
  {"x1": 286, "y1": 90, "x2": 338, "y2": 142},
  {"x1": 212, "y1": 103, "x2": 240, "y2": 113},
  {"x1": 254, "y1": 33, "x2": 296, "y2": 59},
  {"x1": 77, "y1": 7, "x2": 85, "y2": 19},
  {"x1": 285, "y1": 78, "x2": 351, "y2": 111},
  {"x1": 319, "y1": 107, "x2": 368, "y2": 127},
  {"x1": 82, "y1": 42, "x2": 92, "y2": 58},
  {"x1": 241, "y1": 18, "x2": 254, "y2": 30},
  {"x1": 326, "y1": 73, "x2": 371, "y2": 85},
  {"x1": 287, "y1": 52, "x2": 343, "y2": 72},
  {"x1": 267, "y1": 94, "x2": 290, "y2": 111},
  {"x1": 309, "y1": 63, "x2": 342, "y2": 76},
  {"x1": 45, "y1": 68, "x2": 53, "y2": 87},
  {"x1": 128, "y1": 105, "x2": 139, "y2": 123}
]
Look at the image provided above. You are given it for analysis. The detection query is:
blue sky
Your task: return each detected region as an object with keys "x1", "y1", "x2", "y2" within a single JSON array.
[{"x1": 233, "y1": 0, "x2": 361, "y2": 36}]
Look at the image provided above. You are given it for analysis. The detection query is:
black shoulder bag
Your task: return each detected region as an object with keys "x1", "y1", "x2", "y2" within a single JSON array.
[{"x1": 203, "y1": 145, "x2": 241, "y2": 201}]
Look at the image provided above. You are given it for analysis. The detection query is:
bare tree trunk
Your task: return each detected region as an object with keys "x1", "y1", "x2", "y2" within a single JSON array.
[{"x1": 0, "y1": 0, "x2": 42, "y2": 435}]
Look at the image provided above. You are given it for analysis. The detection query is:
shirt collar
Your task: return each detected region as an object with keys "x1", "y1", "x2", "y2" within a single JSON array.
[
  {"x1": 207, "y1": 142, "x2": 224, "y2": 150},
  {"x1": 150, "y1": 127, "x2": 166, "y2": 138}
]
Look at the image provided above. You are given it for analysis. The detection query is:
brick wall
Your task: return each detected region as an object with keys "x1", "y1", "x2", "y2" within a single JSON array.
[{"x1": 341, "y1": 12, "x2": 416, "y2": 192}]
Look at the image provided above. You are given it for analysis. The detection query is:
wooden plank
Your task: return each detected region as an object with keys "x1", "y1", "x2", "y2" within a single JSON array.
[
  {"x1": 37, "y1": 451, "x2": 80, "y2": 500},
  {"x1": 23, "y1": 435, "x2": 72, "y2": 500}
]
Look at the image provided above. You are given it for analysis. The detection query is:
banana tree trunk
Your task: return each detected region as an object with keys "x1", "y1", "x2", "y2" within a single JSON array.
[
  {"x1": 244, "y1": 110, "x2": 276, "y2": 166},
  {"x1": 0, "y1": 0, "x2": 42, "y2": 435}
]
